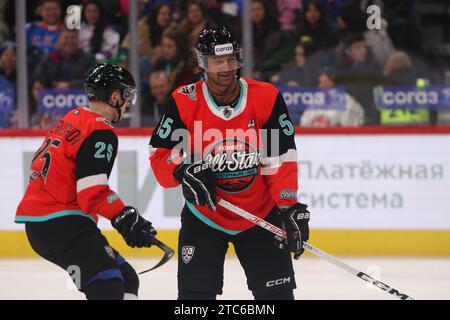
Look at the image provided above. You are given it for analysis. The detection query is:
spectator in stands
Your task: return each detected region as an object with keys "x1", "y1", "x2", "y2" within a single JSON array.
[
  {"x1": 111, "y1": 47, "x2": 129, "y2": 68},
  {"x1": 270, "y1": 40, "x2": 315, "y2": 86},
  {"x1": 251, "y1": 0, "x2": 292, "y2": 80},
  {"x1": 179, "y1": 0, "x2": 215, "y2": 65},
  {"x1": 29, "y1": 81, "x2": 45, "y2": 129},
  {"x1": 202, "y1": 0, "x2": 240, "y2": 36},
  {"x1": 144, "y1": 0, "x2": 185, "y2": 23},
  {"x1": 382, "y1": 0, "x2": 424, "y2": 55},
  {"x1": 336, "y1": 33, "x2": 383, "y2": 125},
  {"x1": 314, "y1": 0, "x2": 351, "y2": 31},
  {"x1": 26, "y1": 0, "x2": 65, "y2": 79},
  {"x1": 92, "y1": 0, "x2": 129, "y2": 39},
  {"x1": 0, "y1": 41, "x2": 16, "y2": 128},
  {"x1": 335, "y1": 2, "x2": 365, "y2": 34},
  {"x1": 122, "y1": 2, "x2": 175, "y2": 68},
  {"x1": 379, "y1": 50, "x2": 433, "y2": 125},
  {"x1": 153, "y1": 29, "x2": 194, "y2": 91},
  {"x1": 337, "y1": 2, "x2": 395, "y2": 67},
  {"x1": 31, "y1": 29, "x2": 95, "y2": 129},
  {"x1": 79, "y1": 0, "x2": 120, "y2": 63},
  {"x1": 300, "y1": 66, "x2": 364, "y2": 127},
  {"x1": 0, "y1": 41, "x2": 16, "y2": 90},
  {"x1": 383, "y1": 51, "x2": 417, "y2": 85},
  {"x1": 142, "y1": 71, "x2": 171, "y2": 126},
  {"x1": 0, "y1": 0, "x2": 10, "y2": 43},
  {"x1": 26, "y1": 0, "x2": 64, "y2": 55},
  {"x1": 296, "y1": 0, "x2": 337, "y2": 53},
  {"x1": 276, "y1": 0, "x2": 302, "y2": 41},
  {"x1": 33, "y1": 29, "x2": 96, "y2": 89}
]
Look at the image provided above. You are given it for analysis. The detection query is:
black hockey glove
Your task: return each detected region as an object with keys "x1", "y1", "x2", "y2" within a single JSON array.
[
  {"x1": 279, "y1": 203, "x2": 310, "y2": 259},
  {"x1": 173, "y1": 160, "x2": 216, "y2": 211},
  {"x1": 111, "y1": 206, "x2": 157, "y2": 248}
]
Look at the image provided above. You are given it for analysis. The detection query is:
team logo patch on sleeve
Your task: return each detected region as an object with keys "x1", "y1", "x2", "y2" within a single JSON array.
[
  {"x1": 280, "y1": 189, "x2": 297, "y2": 199},
  {"x1": 181, "y1": 246, "x2": 195, "y2": 264},
  {"x1": 107, "y1": 193, "x2": 119, "y2": 204},
  {"x1": 178, "y1": 84, "x2": 197, "y2": 100}
]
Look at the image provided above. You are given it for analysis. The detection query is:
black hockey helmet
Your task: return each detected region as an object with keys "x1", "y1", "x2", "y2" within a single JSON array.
[
  {"x1": 84, "y1": 63, "x2": 137, "y2": 122},
  {"x1": 194, "y1": 26, "x2": 243, "y2": 72}
]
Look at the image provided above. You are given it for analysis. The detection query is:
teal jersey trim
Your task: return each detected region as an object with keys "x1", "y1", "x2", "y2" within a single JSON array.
[
  {"x1": 186, "y1": 202, "x2": 241, "y2": 235},
  {"x1": 15, "y1": 210, "x2": 96, "y2": 224},
  {"x1": 207, "y1": 80, "x2": 244, "y2": 111}
]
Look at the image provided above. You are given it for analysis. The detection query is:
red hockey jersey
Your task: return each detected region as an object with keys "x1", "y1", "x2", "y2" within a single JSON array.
[
  {"x1": 16, "y1": 107, "x2": 125, "y2": 223},
  {"x1": 149, "y1": 78, "x2": 298, "y2": 234}
]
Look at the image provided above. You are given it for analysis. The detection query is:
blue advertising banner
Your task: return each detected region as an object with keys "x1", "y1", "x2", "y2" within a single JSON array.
[
  {"x1": 373, "y1": 85, "x2": 450, "y2": 110},
  {"x1": 279, "y1": 86, "x2": 347, "y2": 112},
  {"x1": 38, "y1": 89, "x2": 88, "y2": 114},
  {"x1": 0, "y1": 89, "x2": 15, "y2": 113}
]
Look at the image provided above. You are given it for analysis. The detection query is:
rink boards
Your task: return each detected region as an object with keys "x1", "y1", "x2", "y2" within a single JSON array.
[{"x1": 1, "y1": 127, "x2": 449, "y2": 256}]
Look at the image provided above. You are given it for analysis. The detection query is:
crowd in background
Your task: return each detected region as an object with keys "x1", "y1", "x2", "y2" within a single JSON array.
[{"x1": 0, "y1": 0, "x2": 448, "y2": 129}]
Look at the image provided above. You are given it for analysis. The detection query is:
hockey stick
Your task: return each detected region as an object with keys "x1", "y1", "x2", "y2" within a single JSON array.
[
  {"x1": 138, "y1": 238, "x2": 175, "y2": 275},
  {"x1": 218, "y1": 199, "x2": 415, "y2": 300}
]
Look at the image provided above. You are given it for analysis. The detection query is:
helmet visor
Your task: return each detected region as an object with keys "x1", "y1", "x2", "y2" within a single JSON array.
[{"x1": 122, "y1": 87, "x2": 138, "y2": 109}]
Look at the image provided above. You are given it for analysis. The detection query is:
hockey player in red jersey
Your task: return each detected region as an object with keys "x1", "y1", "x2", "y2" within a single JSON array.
[
  {"x1": 16, "y1": 64, "x2": 157, "y2": 300},
  {"x1": 149, "y1": 27, "x2": 310, "y2": 300}
]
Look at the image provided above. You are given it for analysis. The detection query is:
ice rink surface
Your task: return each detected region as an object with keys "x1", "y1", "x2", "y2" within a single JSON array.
[{"x1": 1, "y1": 256, "x2": 449, "y2": 300}]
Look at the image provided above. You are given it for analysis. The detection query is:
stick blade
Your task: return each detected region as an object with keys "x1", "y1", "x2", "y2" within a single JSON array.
[{"x1": 138, "y1": 239, "x2": 175, "y2": 275}]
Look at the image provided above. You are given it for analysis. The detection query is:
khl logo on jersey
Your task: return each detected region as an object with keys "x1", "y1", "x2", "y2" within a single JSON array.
[
  {"x1": 178, "y1": 84, "x2": 197, "y2": 100},
  {"x1": 222, "y1": 106, "x2": 232, "y2": 119},
  {"x1": 182, "y1": 246, "x2": 195, "y2": 264}
]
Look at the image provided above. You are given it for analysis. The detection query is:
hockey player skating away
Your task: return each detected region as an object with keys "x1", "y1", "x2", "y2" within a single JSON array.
[
  {"x1": 149, "y1": 27, "x2": 310, "y2": 300},
  {"x1": 16, "y1": 64, "x2": 157, "y2": 300}
]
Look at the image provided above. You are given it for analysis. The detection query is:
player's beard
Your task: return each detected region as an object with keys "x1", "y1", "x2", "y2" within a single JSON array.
[{"x1": 206, "y1": 70, "x2": 238, "y2": 103}]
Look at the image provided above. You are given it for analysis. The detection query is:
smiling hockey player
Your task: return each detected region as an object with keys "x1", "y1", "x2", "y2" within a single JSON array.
[{"x1": 149, "y1": 26, "x2": 310, "y2": 300}]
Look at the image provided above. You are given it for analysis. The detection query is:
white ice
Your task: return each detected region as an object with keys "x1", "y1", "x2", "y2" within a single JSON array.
[{"x1": 1, "y1": 256, "x2": 449, "y2": 300}]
